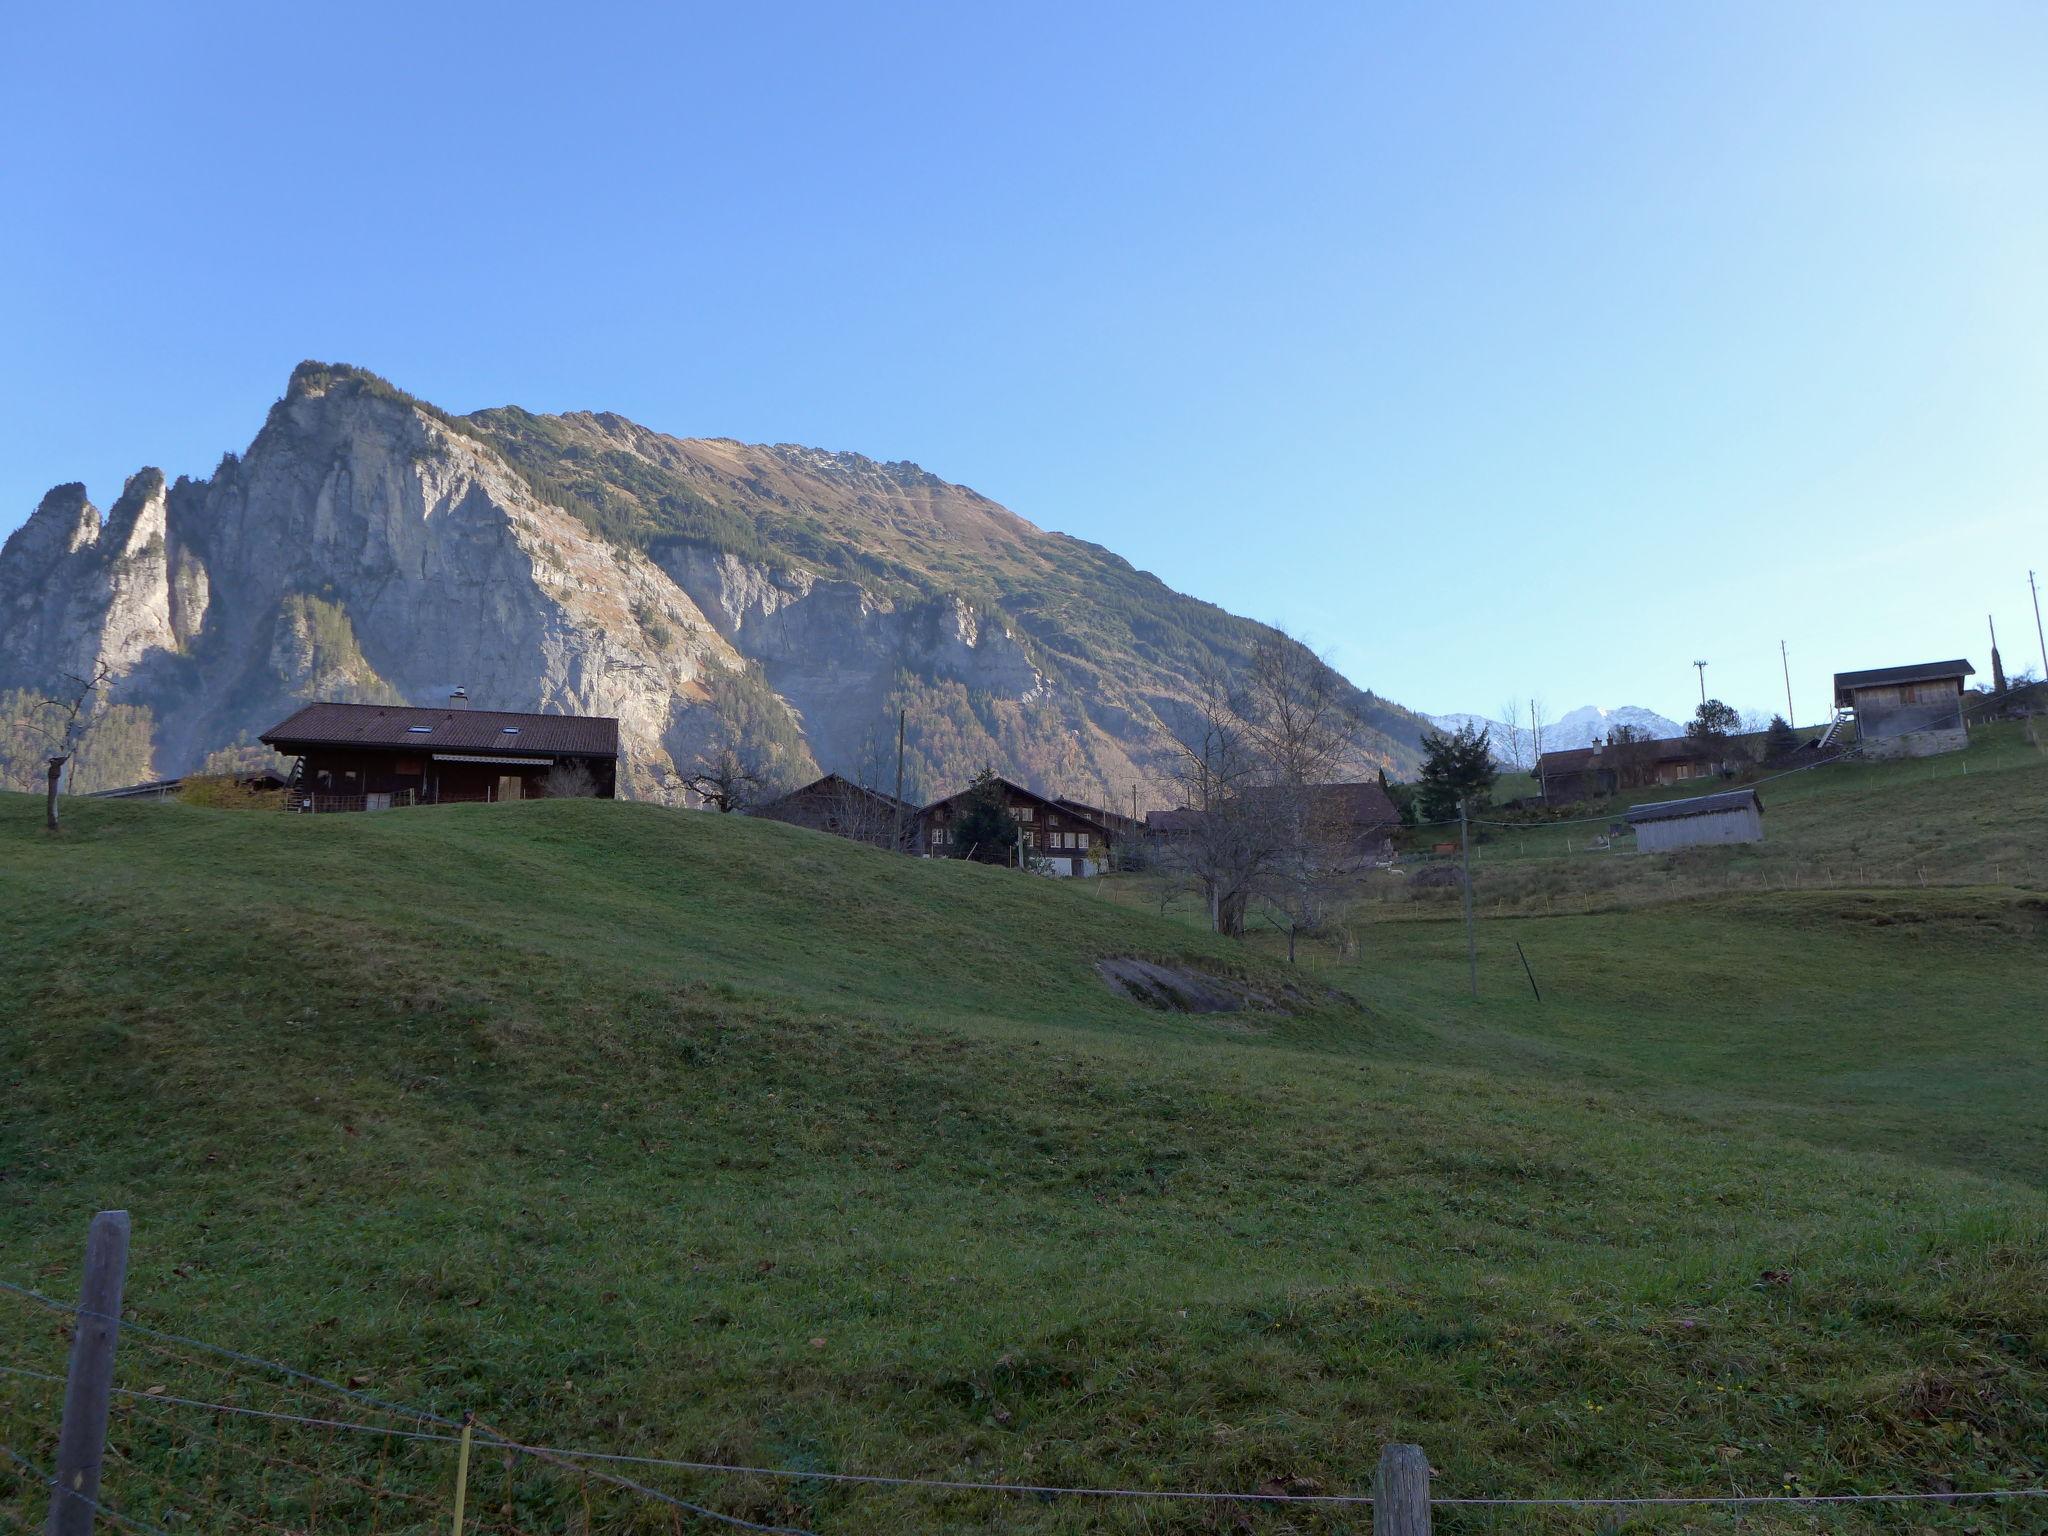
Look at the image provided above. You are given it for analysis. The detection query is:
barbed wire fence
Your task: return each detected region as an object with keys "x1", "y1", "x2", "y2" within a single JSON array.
[{"x1": 5, "y1": 1218, "x2": 2046, "y2": 1534}]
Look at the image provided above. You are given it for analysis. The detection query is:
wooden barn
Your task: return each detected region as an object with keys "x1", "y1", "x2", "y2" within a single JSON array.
[
  {"x1": 261, "y1": 699, "x2": 619, "y2": 810},
  {"x1": 752, "y1": 774, "x2": 918, "y2": 851},
  {"x1": 1624, "y1": 788, "x2": 1763, "y2": 852},
  {"x1": 1833, "y1": 659, "x2": 1975, "y2": 758}
]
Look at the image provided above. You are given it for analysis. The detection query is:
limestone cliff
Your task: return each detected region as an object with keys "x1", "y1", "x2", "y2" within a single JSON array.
[{"x1": 0, "y1": 363, "x2": 1432, "y2": 801}]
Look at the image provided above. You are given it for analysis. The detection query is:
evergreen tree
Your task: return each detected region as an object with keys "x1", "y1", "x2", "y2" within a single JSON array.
[
  {"x1": 1686, "y1": 698, "x2": 1741, "y2": 743},
  {"x1": 949, "y1": 766, "x2": 1025, "y2": 864},
  {"x1": 1761, "y1": 714, "x2": 1799, "y2": 761},
  {"x1": 1415, "y1": 723, "x2": 1497, "y2": 822}
]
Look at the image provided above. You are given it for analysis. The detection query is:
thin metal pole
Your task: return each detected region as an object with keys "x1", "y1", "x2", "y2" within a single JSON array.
[
  {"x1": 1459, "y1": 803, "x2": 1477, "y2": 998},
  {"x1": 2031, "y1": 570, "x2": 2046, "y2": 683},
  {"x1": 1780, "y1": 640, "x2": 1795, "y2": 727},
  {"x1": 1694, "y1": 660, "x2": 1709, "y2": 707},
  {"x1": 44, "y1": 1211, "x2": 130, "y2": 1536}
]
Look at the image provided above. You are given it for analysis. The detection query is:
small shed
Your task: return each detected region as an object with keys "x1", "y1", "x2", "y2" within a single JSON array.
[
  {"x1": 1833, "y1": 659, "x2": 1974, "y2": 758},
  {"x1": 1625, "y1": 788, "x2": 1763, "y2": 852}
]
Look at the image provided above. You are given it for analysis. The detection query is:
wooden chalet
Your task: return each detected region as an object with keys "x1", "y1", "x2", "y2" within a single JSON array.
[
  {"x1": 260, "y1": 698, "x2": 619, "y2": 811},
  {"x1": 752, "y1": 773, "x2": 919, "y2": 851},
  {"x1": 920, "y1": 776, "x2": 1117, "y2": 876}
]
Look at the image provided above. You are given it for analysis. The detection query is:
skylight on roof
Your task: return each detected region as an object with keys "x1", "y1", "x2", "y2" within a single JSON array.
[
  {"x1": 407, "y1": 725, "x2": 433, "y2": 733},
  {"x1": 501, "y1": 726, "x2": 520, "y2": 734}
]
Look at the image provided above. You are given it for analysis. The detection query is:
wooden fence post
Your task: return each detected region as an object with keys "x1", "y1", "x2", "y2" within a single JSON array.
[
  {"x1": 44, "y1": 1210, "x2": 130, "y2": 1536},
  {"x1": 1373, "y1": 1442, "x2": 1430, "y2": 1536}
]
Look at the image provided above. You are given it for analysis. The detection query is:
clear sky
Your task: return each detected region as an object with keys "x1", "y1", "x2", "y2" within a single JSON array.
[{"x1": 4, "y1": 3, "x2": 2045, "y2": 724}]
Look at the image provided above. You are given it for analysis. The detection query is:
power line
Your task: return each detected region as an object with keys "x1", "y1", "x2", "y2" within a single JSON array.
[
  {"x1": 0, "y1": 1278, "x2": 456, "y2": 1431},
  {"x1": 0, "y1": 1443, "x2": 170, "y2": 1536}
]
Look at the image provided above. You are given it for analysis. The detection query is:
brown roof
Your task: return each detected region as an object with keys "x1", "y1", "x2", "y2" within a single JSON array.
[
  {"x1": 260, "y1": 701, "x2": 619, "y2": 759},
  {"x1": 755, "y1": 773, "x2": 917, "y2": 816}
]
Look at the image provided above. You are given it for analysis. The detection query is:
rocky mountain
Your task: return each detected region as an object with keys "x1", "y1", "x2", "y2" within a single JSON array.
[
  {"x1": 1427, "y1": 704, "x2": 1685, "y2": 768},
  {"x1": 1, "y1": 363, "x2": 1432, "y2": 802}
]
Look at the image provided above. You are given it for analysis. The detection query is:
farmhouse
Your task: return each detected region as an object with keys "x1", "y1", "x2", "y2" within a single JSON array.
[
  {"x1": 260, "y1": 698, "x2": 619, "y2": 810},
  {"x1": 1625, "y1": 788, "x2": 1763, "y2": 852},
  {"x1": 1834, "y1": 659, "x2": 1975, "y2": 758},
  {"x1": 753, "y1": 773, "x2": 918, "y2": 850},
  {"x1": 921, "y1": 776, "x2": 1117, "y2": 875},
  {"x1": 1536, "y1": 734, "x2": 1730, "y2": 804}
]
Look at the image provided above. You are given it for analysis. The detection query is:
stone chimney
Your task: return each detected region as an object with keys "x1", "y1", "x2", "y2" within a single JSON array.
[{"x1": 448, "y1": 687, "x2": 468, "y2": 709}]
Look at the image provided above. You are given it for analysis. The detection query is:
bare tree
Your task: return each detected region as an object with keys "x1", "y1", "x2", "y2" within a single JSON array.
[
  {"x1": 686, "y1": 745, "x2": 765, "y2": 813},
  {"x1": 1496, "y1": 699, "x2": 1526, "y2": 770},
  {"x1": 1242, "y1": 632, "x2": 1357, "y2": 962},
  {"x1": 27, "y1": 663, "x2": 113, "y2": 831},
  {"x1": 543, "y1": 759, "x2": 599, "y2": 798},
  {"x1": 1162, "y1": 677, "x2": 1276, "y2": 936}
]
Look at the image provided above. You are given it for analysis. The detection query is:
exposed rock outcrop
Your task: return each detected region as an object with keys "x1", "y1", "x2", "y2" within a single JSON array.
[{"x1": 1, "y1": 362, "x2": 1433, "y2": 799}]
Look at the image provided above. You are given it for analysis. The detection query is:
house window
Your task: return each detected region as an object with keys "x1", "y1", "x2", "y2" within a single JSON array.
[{"x1": 1015, "y1": 805, "x2": 1033, "y2": 821}]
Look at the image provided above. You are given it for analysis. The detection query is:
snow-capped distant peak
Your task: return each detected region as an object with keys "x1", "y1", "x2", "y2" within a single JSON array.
[{"x1": 1426, "y1": 705, "x2": 1685, "y2": 767}]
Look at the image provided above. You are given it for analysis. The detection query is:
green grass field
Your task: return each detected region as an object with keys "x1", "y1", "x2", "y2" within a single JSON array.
[{"x1": 1, "y1": 735, "x2": 2043, "y2": 1533}]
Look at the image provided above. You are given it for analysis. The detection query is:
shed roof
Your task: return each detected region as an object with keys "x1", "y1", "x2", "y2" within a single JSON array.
[
  {"x1": 261, "y1": 701, "x2": 619, "y2": 759},
  {"x1": 1624, "y1": 788, "x2": 1762, "y2": 825},
  {"x1": 1833, "y1": 659, "x2": 1974, "y2": 704}
]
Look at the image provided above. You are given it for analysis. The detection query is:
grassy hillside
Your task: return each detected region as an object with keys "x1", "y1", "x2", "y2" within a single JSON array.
[
  {"x1": 1, "y1": 791, "x2": 2042, "y2": 1533},
  {"x1": 1375, "y1": 721, "x2": 2048, "y2": 917}
]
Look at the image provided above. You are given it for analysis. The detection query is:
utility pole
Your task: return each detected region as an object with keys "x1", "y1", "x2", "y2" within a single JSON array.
[
  {"x1": 1780, "y1": 641, "x2": 1795, "y2": 727},
  {"x1": 2031, "y1": 570, "x2": 2046, "y2": 683},
  {"x1": 45, "y1": 1210, "x2": 130, "y2": 1536},
  {"x1": 1693, "y1": 660, "x2": 1709, "y2": 707},
  {"x1": 1459, "y1": 802, "x2": 1477, "y2": 998},
  {"x1": 890, "y1": 708, "x2": 905, "y2": 853}
]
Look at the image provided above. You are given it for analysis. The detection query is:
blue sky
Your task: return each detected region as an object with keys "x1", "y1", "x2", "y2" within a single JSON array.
[{"x1": 4, "y1": 3, "x2": 2045, "y2": 724}]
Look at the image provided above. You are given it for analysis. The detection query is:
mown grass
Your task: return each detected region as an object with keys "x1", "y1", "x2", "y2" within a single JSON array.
[{"x1": 0, "y1": 786, "x2": 2043, "y2": 1534}]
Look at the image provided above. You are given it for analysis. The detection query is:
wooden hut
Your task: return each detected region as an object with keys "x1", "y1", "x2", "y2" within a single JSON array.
[
  {"x1": 1624, "y1": 788, "x2": 1763, "y2": 852},
  {"x1": 1833, "y1": 659, "x2": 1974, "y2": 758}
]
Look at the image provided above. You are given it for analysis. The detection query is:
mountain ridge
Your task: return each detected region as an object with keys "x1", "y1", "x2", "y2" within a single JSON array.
[
  {"x1": 1, "y1": 362, "x2": 1432, "y2": 800},
  {"x1": 1427, "y1": 704, "x2": 1686, "y2": 768}
]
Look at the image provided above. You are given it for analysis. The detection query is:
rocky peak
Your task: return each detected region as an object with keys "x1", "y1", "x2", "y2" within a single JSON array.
[{"x1": 4, "y1": 483, "x2": 101, "y2": 571}]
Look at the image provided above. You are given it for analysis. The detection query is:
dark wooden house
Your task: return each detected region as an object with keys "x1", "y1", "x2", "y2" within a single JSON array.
[
  {"x1": 920, "y1": 776, "x2": 1118, "y2": 876},
  {"x1": 1536, "y1": 734, "x2": 1732, "y2": 804},
  {"x1": 752, "y1": 773, "x2": 918, "y2": 850},
  {"x1": 261, "y1": 700, "x2": 619, "y2": 810}
]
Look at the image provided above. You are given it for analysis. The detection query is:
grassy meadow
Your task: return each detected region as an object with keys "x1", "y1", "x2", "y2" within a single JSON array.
[{"x1": 0, "y1": 730, "x2": 2044, "y2": 1533}]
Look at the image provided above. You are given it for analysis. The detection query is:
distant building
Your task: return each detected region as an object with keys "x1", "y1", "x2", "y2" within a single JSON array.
[
  {"x1": 1625, "y1": 788, "x2": 1763, "y2": 852},
  {"x1": 752, "y1": 773, "x2": 918, "y2": 851},
  {"x1": 920, "y1": 777, "x2": 1118, "y2": 876},
  {"x1": 1833, "y1": 659, "x2": 1975, "y2": 758},
  {"x1": 1142, "y1": 782, "x2": 1400, "y2": 866},
  {"x1": 1536, "y1": 735, "x2": 1731, "y2": 804},
  {"x1": 260, "y1": 698, "x2": 619, "y2": 810}
]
